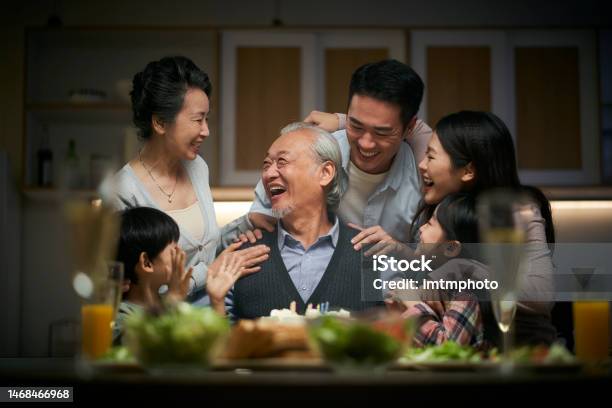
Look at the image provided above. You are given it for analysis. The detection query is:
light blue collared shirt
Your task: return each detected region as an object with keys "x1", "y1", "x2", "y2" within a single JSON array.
[
  {"x1": 250, "y1": 130, "x2": 422, "y2": 243},
  {"x1": 277, "y1": 216, "x2": 340, "y2": 303}
]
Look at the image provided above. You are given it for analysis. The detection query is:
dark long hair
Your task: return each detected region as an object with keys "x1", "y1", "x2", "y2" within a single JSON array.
[{"x1": 410, "y1": 111, "x2": 555, "y2": 244}]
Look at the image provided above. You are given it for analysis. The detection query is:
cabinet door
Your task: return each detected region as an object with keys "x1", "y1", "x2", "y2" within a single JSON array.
[
  {"x1": 411, "y1": 29, "x2": 599, "y2": 185},
  {"x1": 509, "y1": 30, "x2": 599, "y2": 185},
  {"x1": 221, "y1": 31, "x2": 316, "y2": 186},
  {"x1": 318, "y1": 31, "x2": 406, "y2": 114},
  {"x1": 411, "y1": 30, "x2": 510, "y2": 129},
  {"x1": 602, "y1": 30, "x2": 612, "y2": 184}
]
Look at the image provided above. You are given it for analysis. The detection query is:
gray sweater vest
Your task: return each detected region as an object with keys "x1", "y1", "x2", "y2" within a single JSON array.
[{"x1": 232, "y1": 222, "x2": 382, "y2": 319}]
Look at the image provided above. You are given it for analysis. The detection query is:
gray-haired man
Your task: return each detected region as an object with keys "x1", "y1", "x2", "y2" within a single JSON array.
[{"x1": 219, "y1": 122, "x2": 380, "y2": 319}]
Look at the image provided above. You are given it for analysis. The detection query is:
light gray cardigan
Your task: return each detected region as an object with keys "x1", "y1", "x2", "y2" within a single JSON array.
[{"x1": 107, "y1": 155, "x2": 252, "y2": 306}]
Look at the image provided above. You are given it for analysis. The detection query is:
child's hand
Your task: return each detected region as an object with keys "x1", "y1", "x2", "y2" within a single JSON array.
[
  {"x1": 206, "y1": 242, "x2": 269, "y2": 313},
  {"x1": 233, "y1": 228, "x2": 264, "y2": 244},
  {"x1": 166, "y1": 247, "x2": 193, "y2": 303},
  {"x1": 384, "y1": 290, "x2": 422, "y2": 316},
  {"x1": 422, "y1": 300, "x2": 445, "y2": 316}
]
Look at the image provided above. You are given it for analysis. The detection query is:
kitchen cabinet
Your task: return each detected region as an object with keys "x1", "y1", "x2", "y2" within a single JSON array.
[{"x1": 411, "y1": 29, "x2": 599, "y2": 185}]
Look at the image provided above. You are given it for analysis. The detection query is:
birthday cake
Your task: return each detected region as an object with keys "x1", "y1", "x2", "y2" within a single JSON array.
[{"x1": 223, "y1": 302, "x2": 350, "y2": 359}]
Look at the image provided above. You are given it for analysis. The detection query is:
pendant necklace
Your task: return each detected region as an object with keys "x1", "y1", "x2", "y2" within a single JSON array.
[{"x1": 139, "y1": 148, "x2": 178, "y2": 204}]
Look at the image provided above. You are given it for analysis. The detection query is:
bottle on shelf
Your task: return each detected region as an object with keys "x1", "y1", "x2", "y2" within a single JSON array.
[
  {"x1": 62, "y1": 139, "x2": 81, "y2": 190},
  {"x1": 37, "y1": 126, "x2": 53, "y2": 187}
]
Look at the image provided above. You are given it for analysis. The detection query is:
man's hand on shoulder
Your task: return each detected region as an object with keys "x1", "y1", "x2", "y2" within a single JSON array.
[
  {"x1": 248, "y1": 212, "x2": 276, "y2": 233},
  {"x1": 303, "y1": 110, "x2": 341, "y2": 132}
]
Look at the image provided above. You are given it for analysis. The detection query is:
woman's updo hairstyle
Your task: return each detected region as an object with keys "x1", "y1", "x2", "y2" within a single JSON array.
[{"x1": 130, "y1": 56, "x2": 212, "y2": 140}]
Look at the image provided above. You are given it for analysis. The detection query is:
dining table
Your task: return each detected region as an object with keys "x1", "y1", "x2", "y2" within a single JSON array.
[{"x1": 1, "y1": 357, "x2": 610, "y2": 403}]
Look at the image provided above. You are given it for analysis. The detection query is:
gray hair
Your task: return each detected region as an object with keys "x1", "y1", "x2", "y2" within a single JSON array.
[{"x1": 280, "y1": 122, "x2": 347, "y2": 211}]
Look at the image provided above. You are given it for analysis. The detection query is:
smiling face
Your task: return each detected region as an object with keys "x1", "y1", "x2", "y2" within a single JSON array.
[
  {"x1": 419, "y1": 132, "x2": 472, "y2": 205},
  {"x1": 262, "y1": 130, "x2": 327, "y2": 218},
  {"x1": 345, "y1": 94, "x2": 405, "y2": 174},
  {"x1": 160, "y1": 87, "x2": 210, "y2": 161},
  {"x1": 418, "y1": 212, "x2": 446, "y2": 245}
]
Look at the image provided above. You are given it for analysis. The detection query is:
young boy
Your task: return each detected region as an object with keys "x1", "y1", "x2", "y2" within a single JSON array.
[{"x1": 113, "y1": 207, "x2": 193, "y2": 344}]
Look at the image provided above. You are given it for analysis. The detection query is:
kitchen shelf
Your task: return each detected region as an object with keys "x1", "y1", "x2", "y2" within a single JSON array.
[
  {"x1": 26, "y1": 102, "x2": 130, "y2": 110},
  {"x1": 24, "y1": 185, "x2": 612, "y2": 203},
  {"x1": 22, "y1": 186, "x2": 255, "y2": 202},
  {"x1": 22, "y1": 187, "x2": 101, "y2": 202},
  {"x1": 541, "y1": 186, "x2": 612, "y2": 200},
  {"x1": 26, "y1": 102, "x2": 131, "y2": 123}
]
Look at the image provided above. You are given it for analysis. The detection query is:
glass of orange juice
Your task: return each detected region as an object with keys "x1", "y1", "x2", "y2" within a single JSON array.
[
  {"x1": 75, "y1": 261, "x2": 124, "y2": 360},
  {"x1": 573, "y1": 301, "x2": 610, "y2": 364}
]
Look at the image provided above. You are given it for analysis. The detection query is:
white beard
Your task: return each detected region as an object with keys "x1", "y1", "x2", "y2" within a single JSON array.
[{"x1": 272, "y1": 204, "x2": 294, "y2": 219}]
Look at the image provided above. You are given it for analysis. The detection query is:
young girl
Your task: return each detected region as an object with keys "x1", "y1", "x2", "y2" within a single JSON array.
[{"x1": 389, "y1": 193, "x2": 487, "y2": 347}]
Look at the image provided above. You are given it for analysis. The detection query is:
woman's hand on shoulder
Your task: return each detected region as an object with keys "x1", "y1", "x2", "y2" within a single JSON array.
[{"x1": 248, "y1": 212, "x2": 276, "y2": 233}]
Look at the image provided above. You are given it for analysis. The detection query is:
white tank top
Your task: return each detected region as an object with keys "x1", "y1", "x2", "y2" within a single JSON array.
[
  {"x1": 166, "y1": 201, "x2": 205, "y2": 242},
  {"x1": 338, "y1": 161, "x2": 388, "y2": 226}
]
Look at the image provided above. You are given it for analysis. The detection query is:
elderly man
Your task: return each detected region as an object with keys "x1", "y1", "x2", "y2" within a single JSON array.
[{"x1": 215, "y1": 122, "x2": 380, "y2": 319}]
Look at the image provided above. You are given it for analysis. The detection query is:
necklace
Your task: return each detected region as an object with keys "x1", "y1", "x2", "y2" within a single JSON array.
[{"x1": 138, "y1": 148, "x2": 178, "y2": 203}]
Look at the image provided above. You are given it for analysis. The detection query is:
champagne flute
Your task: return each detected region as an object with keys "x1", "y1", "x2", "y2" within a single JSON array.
[
  {"x1": 478, "y1": 189, "x2": 529, "y2": 358},
  {"x1": 105, "y1": 261, "x2": 124, "y2": 327}
]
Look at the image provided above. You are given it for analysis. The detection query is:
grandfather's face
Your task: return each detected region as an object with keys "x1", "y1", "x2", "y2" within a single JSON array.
[{"x1": 262, "y1": 131, "x2": 325, "y2": 218}]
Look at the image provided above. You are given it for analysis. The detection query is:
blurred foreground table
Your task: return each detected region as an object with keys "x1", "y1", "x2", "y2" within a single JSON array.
[{"x1": 1, "y1": 358, "x2": 610, "y2": 403}]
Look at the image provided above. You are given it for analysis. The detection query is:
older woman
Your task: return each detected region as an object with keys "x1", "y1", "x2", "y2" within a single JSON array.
[{"x1": 110, "y1": 56, "x2": 269, "y2": 305}]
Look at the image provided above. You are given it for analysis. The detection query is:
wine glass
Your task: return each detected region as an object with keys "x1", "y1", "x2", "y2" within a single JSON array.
[{"x1": 478, "y1": 189, "x2": 529, "y2": 358}]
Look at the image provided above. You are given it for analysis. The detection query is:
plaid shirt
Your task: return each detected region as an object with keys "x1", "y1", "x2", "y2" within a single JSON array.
[{"x1": 406, "y1": 293, "x2": 483, "y2": 347}]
